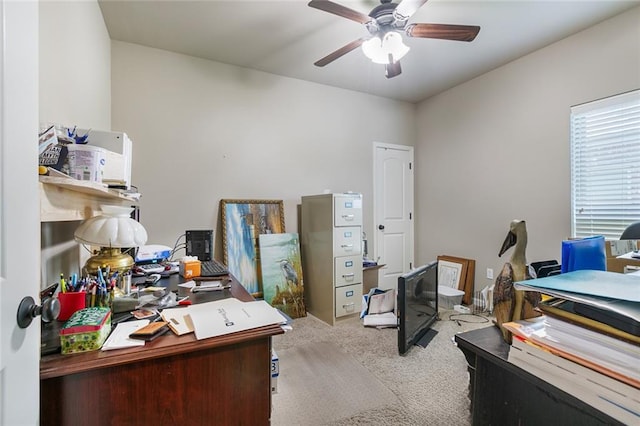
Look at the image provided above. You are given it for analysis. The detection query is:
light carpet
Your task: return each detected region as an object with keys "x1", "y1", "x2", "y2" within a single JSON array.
[
  {"x1": 271, "y1": 341, "x2": 400, "y2": 425},
  {"x1": 272, "y1": 311, "x2": 493, "y2": 425}
]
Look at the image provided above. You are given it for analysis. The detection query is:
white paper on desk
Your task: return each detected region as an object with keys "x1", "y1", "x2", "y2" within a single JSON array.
[
  {"x1": 101, "y1": 319, "x2": 150, "y2": 350},
  {"x1": 178, "y1": 280, "x2": 196, "y2": 289},
  {"x1": 161, "y1": 308, "x2": 195, "y2": 335},
  {"x1": 188, "y1": 299, "x2": 287, "y2": 341}
]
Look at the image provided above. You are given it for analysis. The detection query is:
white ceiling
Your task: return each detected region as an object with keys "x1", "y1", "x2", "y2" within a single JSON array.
[{"x1": 98, "y1": 0, "x2": 640, "y2": 103}]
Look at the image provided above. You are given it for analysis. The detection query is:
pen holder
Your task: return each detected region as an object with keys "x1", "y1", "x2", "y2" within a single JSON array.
[{"x1": 57, "y1": 291, "x2": 87, "y2": 321}]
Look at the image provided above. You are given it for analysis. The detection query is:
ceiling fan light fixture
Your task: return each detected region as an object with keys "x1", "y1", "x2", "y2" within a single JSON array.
[{"x1": 362, "y1": 31, "x2": 409, "y2": 64}]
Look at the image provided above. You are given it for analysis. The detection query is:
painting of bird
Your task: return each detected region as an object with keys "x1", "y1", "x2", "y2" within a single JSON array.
[
  {"x1": 493, "y1": 220, "x2": 542, "y2": 343},
  {"x1": 258, "y1": 233, "x2": 307, "y2": 318},
  {"x1": 279, "y1": 259, "x2": 299, "y2": 287}
]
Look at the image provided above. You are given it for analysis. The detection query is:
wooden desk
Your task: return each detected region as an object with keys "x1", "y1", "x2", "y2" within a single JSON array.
[
  {"x1": 40, "y1": 278, "x2": 284, "y2": 426},
  {"x1": 454, "y1": 326, "x2": 623, "y2": 426}
]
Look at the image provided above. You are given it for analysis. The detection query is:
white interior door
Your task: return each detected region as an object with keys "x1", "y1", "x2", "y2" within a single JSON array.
[
  {"x1": 373, "y1": 142, "x2": 414, "y2": 290},
  {"x1": 0, "y1": 1, "x2": 40, "y2": 424}
]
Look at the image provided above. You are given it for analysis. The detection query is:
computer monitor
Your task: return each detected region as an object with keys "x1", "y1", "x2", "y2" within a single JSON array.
[{"x1": 397, "y1": 261, "x2": 439, "y2": 355}]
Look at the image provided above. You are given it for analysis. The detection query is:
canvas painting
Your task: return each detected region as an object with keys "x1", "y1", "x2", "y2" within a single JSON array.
[
  {"x1": 258, "y1": 233, "x2": 306, "y2": 319},
  {"x1": 220, "y1": 199, "x2": 285, "y2": 296}
]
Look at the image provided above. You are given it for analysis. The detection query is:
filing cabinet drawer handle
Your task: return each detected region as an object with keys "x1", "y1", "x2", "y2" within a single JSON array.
[
  {"x1": 342, "y1": 273, "x2": 355, "y2": 280},
  {"x1": 341, "y1": 244, "x2": 354, "y2": 250},
  {"x1": 342, "y1": 302, "x2": 355, "y2": 312},
  {"x1": 342, "y1": 214, "x2": 355, "y2": 220}
]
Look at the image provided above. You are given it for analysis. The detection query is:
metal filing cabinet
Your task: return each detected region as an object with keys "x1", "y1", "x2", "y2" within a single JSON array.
[{"x1": 301, "y1": 193, "x2": 363, "y2": 325}]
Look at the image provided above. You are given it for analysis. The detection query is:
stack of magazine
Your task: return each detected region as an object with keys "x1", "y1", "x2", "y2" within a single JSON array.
[{"x1": 503, "y1": 270, "x2": 640, "y2": 424}]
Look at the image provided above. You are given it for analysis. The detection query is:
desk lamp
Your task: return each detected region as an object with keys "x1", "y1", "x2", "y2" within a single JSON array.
[{"x1": 74, "y1": 205, "x2": 148, "y2": 275}]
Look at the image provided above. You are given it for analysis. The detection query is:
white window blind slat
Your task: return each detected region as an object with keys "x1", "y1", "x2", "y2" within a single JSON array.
[{"x1": 571, "y1": 90, "x2": 640, "y2": 239}]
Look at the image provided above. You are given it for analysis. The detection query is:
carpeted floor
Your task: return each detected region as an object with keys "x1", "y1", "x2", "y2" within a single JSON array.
[{"x1": 272, "y1": 310, "x2": 493, "y2": 426}]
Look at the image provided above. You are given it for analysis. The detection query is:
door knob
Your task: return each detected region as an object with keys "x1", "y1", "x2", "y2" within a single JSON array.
[
  {"x1": 378, "y1": 225, "x2": 385, "y2": 230},
  {"x1": 16, "y1": 295, "x2": 60, "y2": 329}
]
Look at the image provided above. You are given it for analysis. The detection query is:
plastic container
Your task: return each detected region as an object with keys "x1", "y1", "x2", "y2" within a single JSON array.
[
  {"x1": 57, "y1": 291, "x2": 87, "y2": 321},
  {"x1": 66, "y1": 144, "x2": 106, "y2": 183},
  {"x1": 438, "y1": 285, "x2": 465, "y2": 310}
]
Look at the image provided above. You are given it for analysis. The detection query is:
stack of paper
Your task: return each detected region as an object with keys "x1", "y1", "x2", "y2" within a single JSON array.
[
  {"x1": 506, "y1": 324, "x2": 640, "y2": 424},
  {"x1": 162, "y1": 298, "x2": 287, "y2": 340},
  {"x1": 505, "y1": 269, "x2": 640, "y2": 424},
  {"x1": 101, "y1": 320, "x2": 150, "y2": 350}
]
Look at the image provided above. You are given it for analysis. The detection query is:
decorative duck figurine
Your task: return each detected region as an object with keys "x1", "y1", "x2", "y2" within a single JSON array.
[{"x1": 492, "y1": 220, "x2": 542, "y2": 343}]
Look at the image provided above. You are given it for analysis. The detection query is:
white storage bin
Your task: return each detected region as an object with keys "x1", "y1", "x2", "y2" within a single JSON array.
[
  {"x1": 66, "y1": 144, "x2": 105, "y2": 183},
  {"x1": 438, "y1": 285, "x2": 465, "y2": 310}
]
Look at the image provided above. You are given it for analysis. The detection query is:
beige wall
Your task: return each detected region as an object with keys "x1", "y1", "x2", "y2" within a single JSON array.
[
  {"x1": 415, "y1": 6, "x2": 640, "y2": 293},
  {"x1": 39, "y1": 0, "x2": 111, "y2": 287},
  {"x1": 39, "y1": 0, "x2": 111, "y2": 129},
  {"x1": 39, "y1": 1, "x2": 639, "y2": 292},
  {"x1": 110, "y1": 41, "x2": 416, "y2": 255}
]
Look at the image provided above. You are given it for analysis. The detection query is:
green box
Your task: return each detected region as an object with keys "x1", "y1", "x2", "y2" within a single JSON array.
[{"x1": 59, "y1": 307, "x2": 111, "y2": 354}]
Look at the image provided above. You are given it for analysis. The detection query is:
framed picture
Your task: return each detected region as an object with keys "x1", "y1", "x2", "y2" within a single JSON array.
[
  {"x1": 220, "y1": 199, "x2": 285, "y2": 296},
  {"x1": 437, "y1": 255, "x2": 476, "y2": 305},
  {"x1": 438, "y1": 259, "x2": 464, "y2": 289},
  {"x1": 258, "y1": 233, "x2": 306, "y2": 318}
]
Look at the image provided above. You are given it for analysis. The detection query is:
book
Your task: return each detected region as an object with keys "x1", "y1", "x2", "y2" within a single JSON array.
[
  {"x1": 363, "y1": 312, "x2": 397, "y2": 327},
  {"x1": 187, "y1": 299, "x2": 287, "y2": 341},
  {"x1": 128, "y1": 321, "x2": 170, "y2": 341},
  {"x1": 502, "y1": 317, "x2": 640, "y2": 388},
  {"x1": 538, "y1": 298, "x2": 640, "y2": 343},
  {"x1": 101, "y1": 320, "x2": 149, "y2": 350},
  {"x1": 161, "y1": 308, "x2": 195, "y2": 336},
  {"x1": 508, "y1": 337, "x2": 640, "y2": 424},
  {"x1": 513, "y1": 269, "x2": 640, "y2": 302}
]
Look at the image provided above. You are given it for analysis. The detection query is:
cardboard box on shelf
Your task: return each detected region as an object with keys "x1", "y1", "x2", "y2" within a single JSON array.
[{"x1": 605, "y1": 240, "x2": 640, "y2": 273}]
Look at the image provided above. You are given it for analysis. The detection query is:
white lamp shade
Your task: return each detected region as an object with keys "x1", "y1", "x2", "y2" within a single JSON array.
[
  {"x1": 74, "y1": 205, "x2": 148, "y2": 247},
  {"x1": 362, "y1": 32, "x2": 410, "y2": 64}
]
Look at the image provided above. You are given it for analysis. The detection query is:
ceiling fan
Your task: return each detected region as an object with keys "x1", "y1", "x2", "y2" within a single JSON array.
[{"x1": 308, "y1": 0, "x2": 480, "y2": 78}]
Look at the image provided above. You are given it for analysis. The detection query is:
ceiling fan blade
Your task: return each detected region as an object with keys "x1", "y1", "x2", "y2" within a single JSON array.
[
  {"x1": 314, "y1": 38, "x2": 366, "y2": 67},
  {"x1": 394, "y1": 0, "x2": 430, "y2": 21},
  {"x1": 406, "y1": 23, "x2": 480, "y2": 42},
  {"x1": 308, "y1": 0, "x2": 371, "y2": 24}
]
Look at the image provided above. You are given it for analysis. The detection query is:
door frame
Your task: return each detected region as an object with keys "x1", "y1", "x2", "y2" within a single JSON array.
[
  {"x1": 0, "y1": 0, "x2": 41, "y2": 424},
  {"x1": 372, "y1": 141, "x2": 415, "y2": 282}
]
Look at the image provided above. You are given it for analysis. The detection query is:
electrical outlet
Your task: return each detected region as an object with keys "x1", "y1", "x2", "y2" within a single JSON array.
[{"x1": 486, "y1": 268, "x2": 494, "y2": 280}]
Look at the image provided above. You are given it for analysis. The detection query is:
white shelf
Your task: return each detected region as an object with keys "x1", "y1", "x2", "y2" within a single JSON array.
[{"x1": 39, "y1": 176, "x2": 138, "y2": 222}]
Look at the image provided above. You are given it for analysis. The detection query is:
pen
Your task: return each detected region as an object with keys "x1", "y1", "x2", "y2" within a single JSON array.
[{"x1": 60, "y1": 274, "x2": 66, "y2": 293}]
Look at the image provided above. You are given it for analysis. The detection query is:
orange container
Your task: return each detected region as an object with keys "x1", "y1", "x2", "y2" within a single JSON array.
[{"x1": 179, "y1": 260, "x2": 201, "y2": 279}]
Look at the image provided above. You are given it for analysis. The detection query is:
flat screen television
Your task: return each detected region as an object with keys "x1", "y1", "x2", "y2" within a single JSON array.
[{"x1": 397, "y1": 261, "x2": 439, "y2": 355}]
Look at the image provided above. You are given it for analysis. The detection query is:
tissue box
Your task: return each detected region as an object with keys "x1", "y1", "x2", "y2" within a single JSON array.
[
  {"x1": 59, "y1": 307, "x2": 111, "y2": 354},
  {"x1": 180, "y1": 259, "x2": 201, "y2": 278},
  {"x1": 271, "y1": 349, "x2": 279, "y2": 394}
]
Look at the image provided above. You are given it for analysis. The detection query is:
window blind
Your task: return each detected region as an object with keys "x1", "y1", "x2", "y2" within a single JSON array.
[{"x1": 571, "y1": 90, "x2": 640, "y2": 239}]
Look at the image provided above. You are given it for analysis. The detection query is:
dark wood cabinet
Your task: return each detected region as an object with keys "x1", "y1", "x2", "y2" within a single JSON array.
[{"x1": 455, "y1": 326, "x2": 623, "y2": 426}]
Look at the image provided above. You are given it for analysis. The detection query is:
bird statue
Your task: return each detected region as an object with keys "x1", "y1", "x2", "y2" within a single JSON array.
[{"x1": 492, "y1": 220, "x2": 542, "y2": 343}]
